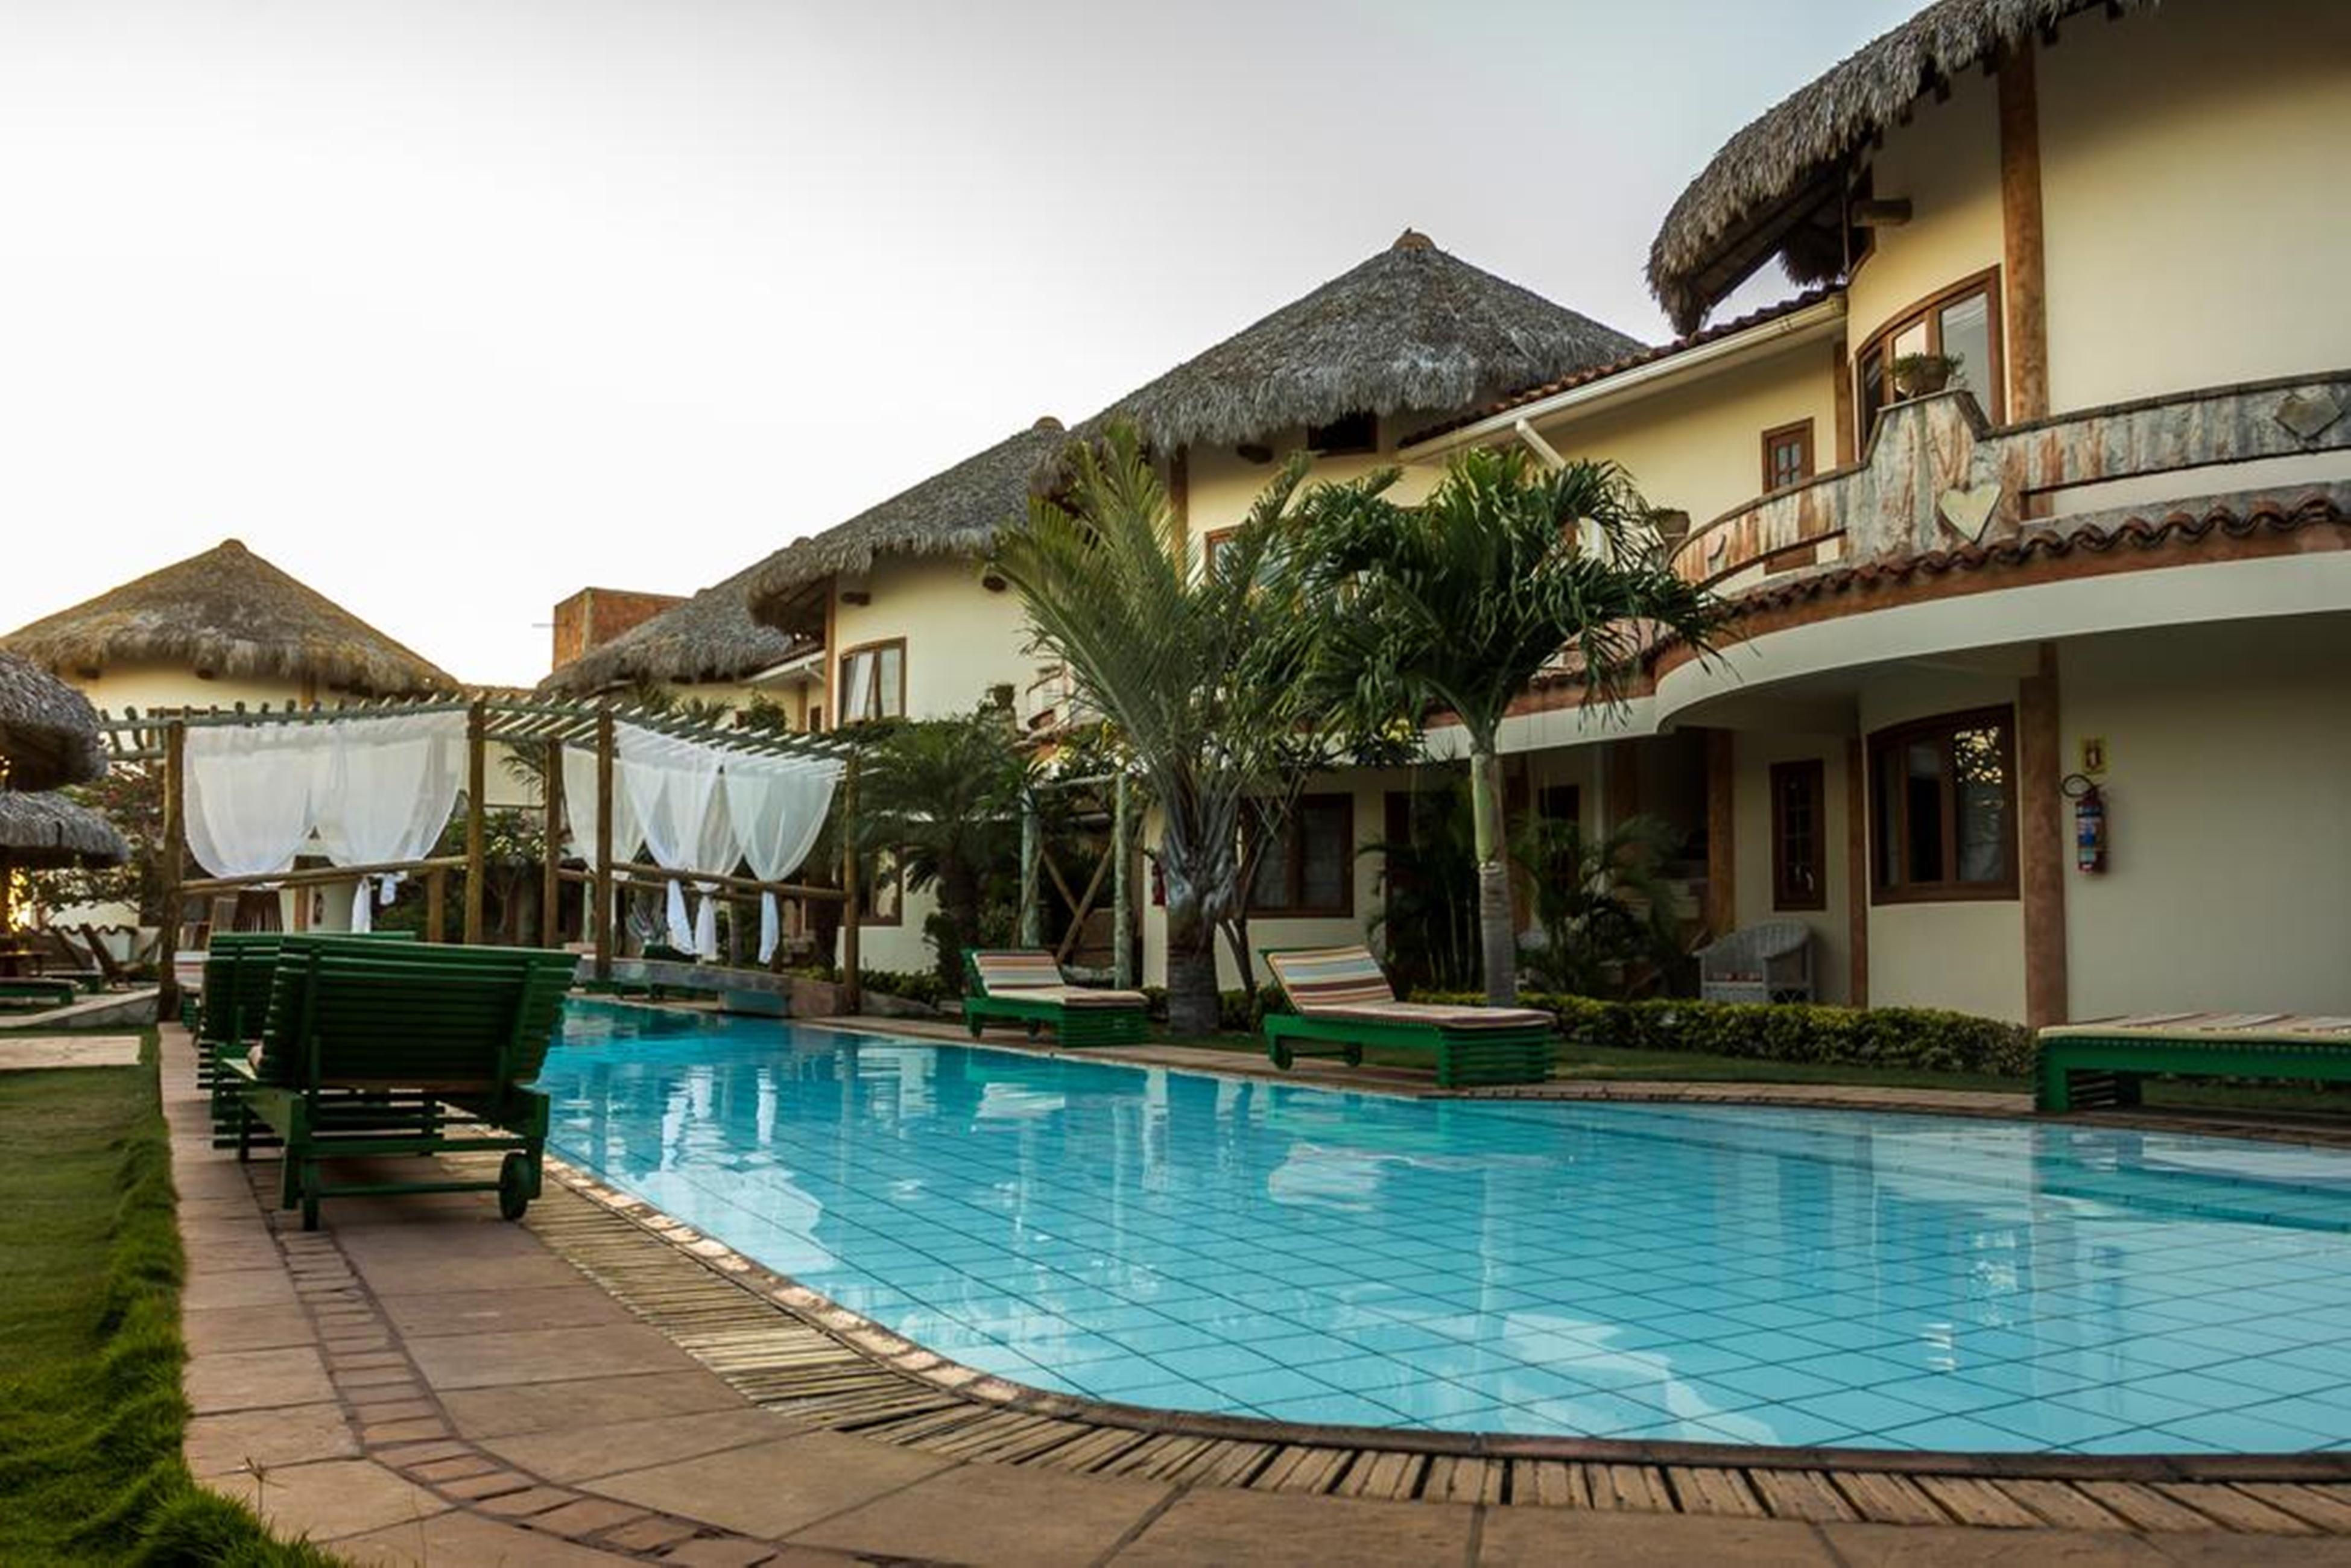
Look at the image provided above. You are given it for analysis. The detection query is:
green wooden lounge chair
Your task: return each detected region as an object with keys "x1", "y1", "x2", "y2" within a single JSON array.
[
  {"x1": 0, "y1": 976, "x2": 79, "y2": 1010},
  {"x1": 220, "y1": 937, "x2": 576, "y2": 1229},
  {"x1": 1262, "y1": 944, "x2": 1557, "y2": 1089},
  {"x1": 962, "y1": 949, "x2": 1149, "y2": 1048},
  {"x1": 2037, "y1": 1011, "x2": 2351, "y2": 1111}
]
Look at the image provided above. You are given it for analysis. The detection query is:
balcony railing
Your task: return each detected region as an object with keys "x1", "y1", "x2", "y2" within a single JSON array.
[{"x1": 1669, "y1": 370, "x2": 2351, "y2": 592}]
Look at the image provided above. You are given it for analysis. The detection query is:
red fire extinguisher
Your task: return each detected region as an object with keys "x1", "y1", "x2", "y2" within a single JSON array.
[{"x1": 2063, "y1": 775, "x2": 2107, "y2": 873}]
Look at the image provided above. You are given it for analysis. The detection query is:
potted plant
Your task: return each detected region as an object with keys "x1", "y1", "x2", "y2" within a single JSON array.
[{"x1": 1892, "y1": 352, "x2": 1961, "y2": 397}]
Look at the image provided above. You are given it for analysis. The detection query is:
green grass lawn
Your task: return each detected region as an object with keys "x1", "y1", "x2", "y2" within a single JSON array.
[
  {"x1": 0, "y1": 1035, "x2": 337, "y2": 1565},
  {"x1": 1151, "y1": 1026, "x2": 2351, "y2": 1118}
]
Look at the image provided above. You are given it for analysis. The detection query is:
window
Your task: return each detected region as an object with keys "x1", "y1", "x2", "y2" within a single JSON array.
[
  {"x1": 1868, "y1": 707, "x2": 2017, "y2": 903},
  {"x1": 1201, "y1": 528, "x2": 1238, "y2": 574},
  {"x1": 1247, "y1": 794, "x2": 1353, "y2": 916},
  {"x1": 1305, "y1": 411, "x2": 1377, "y2": 456},
  {"x1": 804, "y1": 706, "x2": 823, "y2": 733},
  {"x1": 1761, "y1": 420, "x2": 1815, "y2": 495},
  {"x1": 1856, "y1": 268, "x2": 2003, "y2": 438},
  {"x1": 837, "y1": 639, "x2": 905, "y2": 725},
  {"x1": 857, "y1": 847, "x2": 903, "y2": 927},
  {"x1": 1770, "y1": 759, "x2": 1826, "y2": 911}
]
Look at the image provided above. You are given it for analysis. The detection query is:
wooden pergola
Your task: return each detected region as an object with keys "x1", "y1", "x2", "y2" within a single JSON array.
[{"x1": 96, "y1": 695, "x2": 865, "y2": 1015}]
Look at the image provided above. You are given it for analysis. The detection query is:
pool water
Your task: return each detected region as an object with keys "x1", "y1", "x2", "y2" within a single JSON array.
[{"x1": 536, "y1": 1001, "x2": 2351, "y2": 1453}]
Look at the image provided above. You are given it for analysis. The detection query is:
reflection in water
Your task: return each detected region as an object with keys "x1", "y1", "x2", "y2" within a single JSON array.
[{"x1": 537, "y1": 1001, "x2": 2351, "y2": 1454}]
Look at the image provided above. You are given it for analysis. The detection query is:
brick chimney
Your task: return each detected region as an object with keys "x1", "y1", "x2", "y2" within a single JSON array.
[{"x1": 550, "y1": 586, "x2": 686, "y2": 671}]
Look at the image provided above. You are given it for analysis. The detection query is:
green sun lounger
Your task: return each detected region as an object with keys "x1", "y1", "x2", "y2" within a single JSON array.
[
  {"x1": 0, "y1": 976, "x2": 79, "y2": 1010},
  {"x1": 1261, "y1": 945, "x2": 1557, "y2": 1089},
  {"x1": 2037, "y1": 1011, "x2": 2351, "y2": 1111},
  {"x1": 961, "y1": 949, "x2": 1150, "y2": 1048},
  {"x1": 220, "y1": 937, "x2": 575, "y2": 1229}
]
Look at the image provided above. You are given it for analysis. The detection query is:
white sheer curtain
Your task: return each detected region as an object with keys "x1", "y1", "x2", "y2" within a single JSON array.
[
  {"x1": 184, "y1": 724, "x2": 332, "y2": 880},
  {"x1": 841, "y1": 650, "x2": 876, "y2": 724},
  {"x1": 616, "y1": 725, "x2": 725, "y2": 953},
  {"x1": 562, "y1": 744, "x2": 643, "y2": 870},
  {"x1": 689, "y1": 786, "x2": 736, "y2": 960},
  {"x1": 312, "y1": 713, "x2": 467, "y2": 930},
  {"x1": 724, "y1": 756, "x2": 843, "y2": 962}
]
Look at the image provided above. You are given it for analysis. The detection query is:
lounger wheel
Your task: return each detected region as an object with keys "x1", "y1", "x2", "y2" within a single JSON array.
[
  {"x1": 1343, "y1": 1043, "x2": 1364, "y2": 1067},
  {"x1": 498, "y1": 1152, "x2": 532, "y2": 1222},
  {"x1": 1027, "y1": 1022, "x2": 1042, "y2": 1041},
  {"x1": 966, "y1": 1016, "x2": 984, "y2": 1038},
  {"x1": 1269, "y1": 1040, "x2": 1294, "y2": 1070}
]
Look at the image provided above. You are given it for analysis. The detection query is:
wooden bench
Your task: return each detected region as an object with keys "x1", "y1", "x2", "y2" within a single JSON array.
[
  {"x1": 2037, "y1": 1011, "x2": 2351, "y2": 1112},
  {"x1": 1262, "y1": 946, "x2": 1556, "y2": 1089}
]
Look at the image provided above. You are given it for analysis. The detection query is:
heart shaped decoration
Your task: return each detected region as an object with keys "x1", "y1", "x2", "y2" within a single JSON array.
[
  {"x1": 1938, "y1": 482, "x2": 2003, "y2": 543},
  {"x1": 2275, "y1": 390, "x2": 2345, "y2": 442}
]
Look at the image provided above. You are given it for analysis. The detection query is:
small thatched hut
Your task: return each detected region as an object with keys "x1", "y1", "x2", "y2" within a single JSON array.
[
  {"x1": 0, "y1": 651, "x2": 107, "y2": 792},
  {"x1": 744, "y1": 419, "x2": 1073, "y2": 632},
  {"x1": 1078, "y1": 230, "x2": 1645, "y2": 453},
  {"x1": 1647, "y1": 0, "x2": 2155, "y2": 334},
  {"x1": 0, "y1": 790, "x2": 129, "y2": 870},
  {"x1": 539, "y1": 558, "x2": 810, "y2": 697},
  {"x1": 1, "y1": 539, "x2": 457, "y2": 697}
]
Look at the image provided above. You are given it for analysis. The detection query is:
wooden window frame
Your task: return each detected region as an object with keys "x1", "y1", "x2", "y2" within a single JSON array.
[
  {"x1": 1867, "y1": 705, "x2": 2019, "y2": 906},
  {"x1": 1856, "y1": 265, "x2": 2005, "y2": 437},
  {"x1": 835, "y1": 637, "x2": 906, "y2": 725},
  {"x1": 1201, "y1": 526, "x2": 1238, "y2": 574},
  {"x1": 1770, "y1": 758, "x2": 1827, "y2": 912},
  {"x1": 1246, "y1": 792, "x2": 1355, "y2": 918},
  {"x1": 1760, "y1": 419, "x2": 1815, "y2": 496}
]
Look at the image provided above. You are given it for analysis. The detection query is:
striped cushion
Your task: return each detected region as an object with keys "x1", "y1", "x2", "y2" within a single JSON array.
[
  {"x1": 1008, "y1": 985, "x2": 1148, "y2": 1010},
  {"x1": 2042, "y1": 1012, "x2": 2351, "y2": 1042},
  {"x1": 970, "y1": 950, "x2": 1066, "y2": 994},
  {"x1": 1267, "y1": 946, "x2": 1397, "y2": 1012},
  {"x1": 1317, "y1": 1001, "x2": 1555, "y2": 1031}
]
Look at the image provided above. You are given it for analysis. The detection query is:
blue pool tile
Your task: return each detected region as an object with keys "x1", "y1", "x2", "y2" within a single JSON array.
[
  {"x1": 1104, "y1": 1321, "x2": 1224, "y2": 1355},
  {"x1": 1252, "y1": 1391, "x2": 1412, "y2": 1427},
  {"x1": 1150, "y1": 1344, "x2": 1283, "y2": 1380}
]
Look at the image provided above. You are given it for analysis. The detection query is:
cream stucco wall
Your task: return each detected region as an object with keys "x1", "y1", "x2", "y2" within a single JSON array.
[
  {"x1": 2059, "y1": 613, "x2": 2351, "y2": 1020},
  {"x1": 1183, "y1": 429, "x2": 1440, "y2": 573},
  {"x1": 2039, "y1": 0, "x2": 2351, "y2": 414},
  {"x1": 828, "y1": 554, "x2": 1036, "y2": 723},
  {"x1": 64, "y1": 661, "x2": 314, "y2": 719},
  {"x1": 1730, "y1": 730, "x2": 1852, "y2": 1006},
  {"x1": 1856, "y1": 665, "x2": 2025, "y2": 1021},
  {"x1": 1845, "y1": 62, "x2": 2006, "y2": 422},
  {"x1": 1529, "y1": 339, "x2": 1844, "y2": 532}
]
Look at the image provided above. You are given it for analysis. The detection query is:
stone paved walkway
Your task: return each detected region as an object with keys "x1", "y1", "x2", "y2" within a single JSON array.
[
  {"x1": 0, "y1": 1032, "x2": 142, "y2": 1069},
  {"x1": 165, "y1": 1022, "x2": 2351, "y2": 1564}
]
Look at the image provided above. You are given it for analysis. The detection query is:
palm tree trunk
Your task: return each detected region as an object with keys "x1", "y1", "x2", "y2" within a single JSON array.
[
  {"x1": 1164, "y1": 897, "x2": 1221, "y2": 1037},
  {"x1": 1470, "y1": 744, "x2": 1517, "y2": 1005}
]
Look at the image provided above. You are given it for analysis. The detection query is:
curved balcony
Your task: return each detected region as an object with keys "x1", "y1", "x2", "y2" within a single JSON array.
[{"x1": 1669, "y1": 370, "x2": 2351, "y2": 595}]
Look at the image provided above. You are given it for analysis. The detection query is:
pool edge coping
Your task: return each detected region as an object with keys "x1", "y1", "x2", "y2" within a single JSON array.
[{"x1": 536, "y1": 1151, "x2": 2351, "y2": 1488}]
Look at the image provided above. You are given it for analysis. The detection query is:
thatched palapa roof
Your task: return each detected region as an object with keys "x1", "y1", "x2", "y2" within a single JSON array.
[
  {"x1": 539, "y1": 559, "x2": 810, "y2": 696},
  {"x1": 0, "y1": 789, "x2": 129, "y2": 869},
  {"x1": 1647, "y1": 0, "x2": 2156, "y2": 334},
  {"x1": 1083, "y1": 230, "x2": 1644, "y2": 452},
  {"x1": 744, "y1": 419, "x2": 1072, "y2": 628},
  {"x1": 0, "y1": 651, "x2": 107, "y2": 791},
  {"x1": 1, "y1": 539, "x2": 458, "y2": 697}
]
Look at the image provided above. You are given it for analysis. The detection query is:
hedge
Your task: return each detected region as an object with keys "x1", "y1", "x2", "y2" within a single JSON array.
[{"x1": 1417, "y1": 990, "x2": 2033, "y2": 1078}]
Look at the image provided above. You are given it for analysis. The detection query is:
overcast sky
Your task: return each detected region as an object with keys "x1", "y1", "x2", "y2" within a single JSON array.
[{"x1": 0, "y1": 0, "x2": 1914, "y2": 686}]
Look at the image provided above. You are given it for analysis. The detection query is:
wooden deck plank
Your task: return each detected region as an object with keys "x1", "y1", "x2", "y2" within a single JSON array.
[
  {"x1": 1832, "y1": 1470, "x2": 1946, "y2": 1525},
  {"x1": 1254, "y1": 1446, "x2": 1352, "y2": 1495},
  {"x1": 2152, "y1": 1483, "x2": 2315, "y2": 1534},
  {"x1": 2074, "y1": 1481, "x2": 2223, "y2": 1532},
  {"x1": 1512, "y1": 1460, "x2": 1589, "y2": 1508},
  {"x1": 1425, "y1": 1456, "x2": 1501, "y2": 1505},
  {"x1": 1748, "y1": 1468, "x2": 1861, "y2": 1523},
  {"x1": 2232, "y1": 1484, "x2": 2351, "y2": 1534},
  {"x1": 1333, "y1": 1451, "x2": 1425, "y2": 1502},
  {"x1": 1036, "y1": 1426, "x2": 1154, "y2": 1473},
  {"x1": 1913, "y1": 1475, "x2": 2043, "y2": 1528},
  {"x1": 1166, "y1": 1441, "x2": 1274, "y2": 1488},
  {"x1": 1666, "y1": 1466, "x2": 1764, "y2": 1517},
  {"x1": 1589, "y1": 1464, "x2": 1674, "y2": 1513}
]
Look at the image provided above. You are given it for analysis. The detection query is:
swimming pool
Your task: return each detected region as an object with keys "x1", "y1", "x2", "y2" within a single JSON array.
[{"x1": 536, "y1": 1001, "x2": 2351, "y2": 1455}]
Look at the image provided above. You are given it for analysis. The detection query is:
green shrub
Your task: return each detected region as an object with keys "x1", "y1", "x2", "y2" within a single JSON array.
[
  {"x1": 1417, "y1": 990, "x2": 2033, "y2": 1077},
  {"x1": 854, "y1": 967, "x2": 958, "y2": 1010}
]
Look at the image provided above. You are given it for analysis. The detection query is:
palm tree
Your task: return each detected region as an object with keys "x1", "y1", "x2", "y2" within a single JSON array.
[
  {"x1": 853, "y1": 709, "x2": 1025, "y2": 990},
  {"x1": 1510, "y1": 812, "x2": 1686, "y2": 997},
  {"x1": 1296, "y1": 447, "x2": 1718, "y2": 1005},
  {"x1": 992, "y1": 423, "x2": 1331, "y2": 1035}
]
